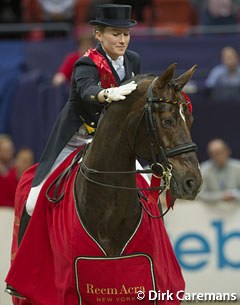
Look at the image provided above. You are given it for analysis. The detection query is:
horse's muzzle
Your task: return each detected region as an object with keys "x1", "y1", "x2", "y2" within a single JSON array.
[{"x1": 170, "y1": 173, "x2": 202, "y2": 200}]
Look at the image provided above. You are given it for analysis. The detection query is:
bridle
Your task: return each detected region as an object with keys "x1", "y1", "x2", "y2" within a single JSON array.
[
  {"x1": 126, "y1": 77, "x2": 198, "y2": 190},
  {"x1": 141, "y1": 77, "x2": 197, "y2": 187},
  {"x1": 47, "y1": 78, "x2": 198, "y2": 217},
  {"x1": 80, "y1": 77, "x2": 198, "y2": 189}
]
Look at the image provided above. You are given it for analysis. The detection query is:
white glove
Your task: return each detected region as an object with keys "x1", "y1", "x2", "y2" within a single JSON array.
[{"x1": 103, "y1": 81, "x2": 137, "y2": 103}]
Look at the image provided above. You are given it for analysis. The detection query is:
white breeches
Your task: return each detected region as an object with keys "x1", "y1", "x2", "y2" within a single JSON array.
[
  {"x1": 26, "y1": 125, "x2": 93, "y2": 215},
  {"x1": 26, "y1": 145, "x2": 77, "y2": 215}
]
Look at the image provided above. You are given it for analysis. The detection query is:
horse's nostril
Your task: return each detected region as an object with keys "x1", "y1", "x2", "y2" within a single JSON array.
[{"x1": 186, "y1": 179, "x2": 195, "y2": 190}]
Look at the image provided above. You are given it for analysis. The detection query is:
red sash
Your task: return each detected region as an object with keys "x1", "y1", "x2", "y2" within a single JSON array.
[{"x1": 84, "y1": 48, "x2": 118, "y2": 88}]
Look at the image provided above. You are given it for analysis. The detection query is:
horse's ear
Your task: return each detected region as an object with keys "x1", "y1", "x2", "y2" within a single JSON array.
[
  {"x1": 156, "y1": 63, "x2": 176, "y2": 89},
  {"x1": 174, "y1": 65, "x2": 197, "y2": 90}
]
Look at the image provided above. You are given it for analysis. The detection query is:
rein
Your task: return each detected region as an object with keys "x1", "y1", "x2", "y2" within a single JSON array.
[
  {"x1": 79, "y1": 162, "x2": 165, "y2": 191},
  {"x1": 80, "y1": 159, "x2": 174, "y2": 219}
]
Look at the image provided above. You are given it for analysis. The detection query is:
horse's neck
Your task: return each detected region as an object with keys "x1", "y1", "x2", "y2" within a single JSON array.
[
  {"x1": 76, "y1": 113, "x2": 141, "y2": 256},
  {"x1": 83, "y1": 125, "x2": 137, "y2": 202},
  {"x1": 87, "y1": 134, "x2": 134, "y2": 174},
  {"x1": 85, "y1": 105, "x2": 136, "y2": 182}
]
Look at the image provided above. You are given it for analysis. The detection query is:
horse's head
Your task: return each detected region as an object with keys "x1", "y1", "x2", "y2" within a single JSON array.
[{"x1": 127, "y1": 64, "x2": 202, "y2": 200}]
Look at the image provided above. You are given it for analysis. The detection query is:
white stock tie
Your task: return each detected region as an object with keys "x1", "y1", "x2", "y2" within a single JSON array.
[{"x1": 109, "y1": 55, "x2": 125, "y2": 81}]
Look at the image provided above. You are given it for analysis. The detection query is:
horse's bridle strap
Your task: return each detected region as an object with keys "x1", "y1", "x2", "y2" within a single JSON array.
[
  {"x1": 165, "y1": 142, "x2": 197, "y2": 158},
  {"x1": 145, "y1": 77, "x2": 198, "y2": 176}
]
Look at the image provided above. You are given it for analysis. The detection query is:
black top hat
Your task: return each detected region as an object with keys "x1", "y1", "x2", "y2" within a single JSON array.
[{"x1": 89, "y1": 4, "x2": 137, "y2": 28}]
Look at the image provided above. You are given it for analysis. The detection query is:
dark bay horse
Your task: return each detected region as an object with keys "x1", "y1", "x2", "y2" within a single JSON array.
[
  {"x1": 75, "y1": 63, "x2": 202, "y2": 256},
  {"x1": 6, "y1": 63, "x2": 202, "y2": 305}
]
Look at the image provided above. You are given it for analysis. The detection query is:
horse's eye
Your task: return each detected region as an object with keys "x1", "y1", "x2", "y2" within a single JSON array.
[{"x1": 161, "y1": 117, "x2": 175, "y2": 127}]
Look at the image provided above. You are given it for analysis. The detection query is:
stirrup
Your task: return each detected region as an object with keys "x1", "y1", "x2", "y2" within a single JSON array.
[{"x1": 5, "y1": 285, "x2": 26, "y2": 300}]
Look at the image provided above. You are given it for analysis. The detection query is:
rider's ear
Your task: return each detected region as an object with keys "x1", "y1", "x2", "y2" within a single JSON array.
[
  {"x1": 156, "y1": 63, "x2": 176, "y2": 89},
  {"x1": 174, "y1": 65, "x2": 197, "y2": 90}
]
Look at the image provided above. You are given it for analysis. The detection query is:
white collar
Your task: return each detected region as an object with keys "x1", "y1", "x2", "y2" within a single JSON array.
[{"x1": 107, "y1": 55, "x2": 124, "y2": 68}]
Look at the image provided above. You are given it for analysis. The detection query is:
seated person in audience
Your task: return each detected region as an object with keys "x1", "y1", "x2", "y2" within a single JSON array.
[
  {"x1": 0, "y1": 147, "x2": 35, "y2": 208},
  {"x1": 205, "y1": 46, "x2": 240, "y2": 99},
  {"x1": 52, "y1": 32, "x2": 94, "y2": 86},
  {"x1": 190, "y1": 0, "x2": 240, "y2": 26},
  {"x1": 198, "y1": 138, "x2": 240, "y2": 203},
  {"x1": 12, "y1": 147, "x2": 35, "y2": 180},
  {"x1": 0, "y1": 134, "x2": 15, "y2": 176}
]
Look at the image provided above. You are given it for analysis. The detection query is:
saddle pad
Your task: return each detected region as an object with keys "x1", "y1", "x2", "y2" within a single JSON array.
[{"x1": 75, "y1": 254, "x2": 157, "y2": 305}]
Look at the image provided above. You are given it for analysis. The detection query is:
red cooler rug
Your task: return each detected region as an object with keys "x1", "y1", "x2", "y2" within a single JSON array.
[{"x1": 6, "y1": 148, "x2": 185, "y2": 305}]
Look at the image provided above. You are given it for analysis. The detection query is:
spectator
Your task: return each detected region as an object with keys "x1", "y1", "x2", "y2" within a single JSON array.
[
  {"x1": 0, "y1": 134, "x2": 15, "y2": 175},
  {"x1": 13, "y1": 147, "x2": 35, "y2": 179},
  {"x1": 190, "y1": 0, "x2": 240, "y2": 27},
  {"x1": 0, "y1": 146, "x2": 34, "y2": 208},
  {"x1": 198, "y1": 138, "x2": 240, "y2": 203},
  {"x1": 205, "y1": 46, "x2": 240, "y2": 99},
  {"x1": 52, "y1": 32, "x2": 95, "y2": 86}
]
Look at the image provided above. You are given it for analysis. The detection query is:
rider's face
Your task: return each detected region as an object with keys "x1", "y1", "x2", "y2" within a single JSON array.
[{"x1": 95, "y1": 27, "x2": 130, "y2": 60}]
